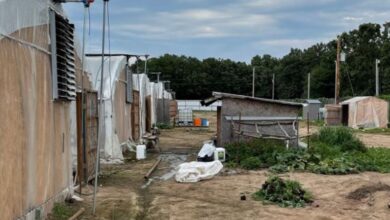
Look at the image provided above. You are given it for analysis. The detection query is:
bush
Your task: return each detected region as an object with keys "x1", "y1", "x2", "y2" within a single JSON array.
[
  {"x1": 253, "y1": 176, "x2": 313, "y2": 208},
  {"x1": 241, "y1": 157, "x2": 262, "y2": 170},
  {"x1": 314, "y1": 127, "x2": 366, "y2": 152}
]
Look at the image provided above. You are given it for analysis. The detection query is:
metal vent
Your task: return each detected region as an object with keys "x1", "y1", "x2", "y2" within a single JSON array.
[{"x1": 50, "y1": 10, "x2": 76, "y2": 101}]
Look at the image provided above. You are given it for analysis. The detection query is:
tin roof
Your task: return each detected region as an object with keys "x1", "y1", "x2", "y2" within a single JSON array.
[
  {"x1": 305, "y1": 99, "x2": 322, "y2": 104},
  {"x1": 201, "y1": 92, "x2": 302, "y2": 107}
]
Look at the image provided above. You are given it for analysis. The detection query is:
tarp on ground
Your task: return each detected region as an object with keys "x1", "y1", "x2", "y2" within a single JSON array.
[{"x1": 341, "y1": 96, "x2": 389, "y2": 129}]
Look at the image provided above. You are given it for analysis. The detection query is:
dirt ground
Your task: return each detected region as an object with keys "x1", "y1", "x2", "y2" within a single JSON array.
[{"x1": 66, "y1": 111, "x2": 390, "y2": 220}]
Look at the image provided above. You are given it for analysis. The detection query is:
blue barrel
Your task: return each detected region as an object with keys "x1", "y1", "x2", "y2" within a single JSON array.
[{"x1": 201, "y1": 118, "x2": 209, "y2": 127}]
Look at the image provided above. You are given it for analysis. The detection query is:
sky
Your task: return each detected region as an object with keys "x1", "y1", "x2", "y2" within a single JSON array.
[{"x1": 63, "y1": 0, "x2": 390, "y2": 63}]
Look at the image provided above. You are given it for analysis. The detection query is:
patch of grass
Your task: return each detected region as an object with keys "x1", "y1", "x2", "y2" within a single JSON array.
[
  {"x1": 253, "y1": 176, "x2": 313, "y2": 208},
  {"x1": 356, "y1": 128, "x2": 390, "y2": 135},
  {"x1": 348, "y1": 148, "x2": 390, "y2": 173},
  {"x1": 50, "y1": 203, "x2": 74, "y2": 220},
  {"x1": 308, "y1": 120, "x2": 325, "y2": 127},
  {"x1": 155, "y1": 123, "x2": 173, "y2": 129}
]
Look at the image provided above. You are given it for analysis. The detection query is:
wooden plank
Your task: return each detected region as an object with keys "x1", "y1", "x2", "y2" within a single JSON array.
[
  {"x1": 132, "y1": 91, "x2": 140, "y2": 140},
  {"x1": 146, "y1": 95, "x2": 152, "y2": 132}
]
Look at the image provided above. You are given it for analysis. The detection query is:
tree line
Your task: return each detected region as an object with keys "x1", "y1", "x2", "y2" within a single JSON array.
[{"x1": 135, "y1": 23, "x2": 390, "y2": 100}]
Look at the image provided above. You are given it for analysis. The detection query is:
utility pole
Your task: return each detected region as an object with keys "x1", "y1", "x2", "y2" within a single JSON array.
[
  {"x1": 376, "y1": 59, "x2": 380, "y2": 96},
  {"x1": 252, "y1": 67, "x2": 255, "y2": 97},
  {"x1": 93, "y1": 0, "x2": 109, "y2": 214},
  {"x1": 272, "y1": 73, "x2": 275, "y2": 100},
  {"x1": 307, "y1": 73, "x2": 311, "y2": 99},
  {"x1": 335, "y1": 37, "x2": 341, "y2": 104},
  {"x1": 144, "y1": 55, "x2": 149, "y2": 74}
]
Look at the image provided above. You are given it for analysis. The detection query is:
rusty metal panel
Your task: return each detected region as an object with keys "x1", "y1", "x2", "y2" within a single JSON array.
[
  {"x1": 77, "y1": 91, "x2": 98, "y2": 185},
  {"x1": 132, "y1": 91, "x2": 140, "y2": 140}
]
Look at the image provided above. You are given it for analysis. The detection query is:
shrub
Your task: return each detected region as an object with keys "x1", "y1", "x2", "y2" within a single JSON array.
[
  {"x1": 253, "y1": 176, "x2": 313, "y2": 208},
  {"x1": 314, "y1": 127, "x2": 366, "y2": 152}
]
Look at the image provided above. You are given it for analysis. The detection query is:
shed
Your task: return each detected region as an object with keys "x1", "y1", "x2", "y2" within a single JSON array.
[
  {"x1": 303, "y1": 99, "x2": 322, "y2": 120},
  {"x1": 202, "y1": 92, "x2": 302, "y2": 147},
  {"x1": 341, "y1": 96, "x2": 389, "y2": 129}
]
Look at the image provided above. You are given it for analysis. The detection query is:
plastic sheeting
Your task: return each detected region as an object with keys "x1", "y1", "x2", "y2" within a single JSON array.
[
  {"x1": 341, "y1": 96, "x2": 389, "y2": 129},
  {"x1": 0, "y1": 1, "x2": 76, "y2": 219},
  {"x1": 133, "y1": 73, "x2": 151, "y2": 140},
  {"x1": 85, "y1": 56, "x2": 127, "y2": 163},
  {"x1": 175, "y1": 161, "x2": 223, "y2": 183},
  {"x1": 0, "y1": 0, "x2": 66, "y2": 50}
]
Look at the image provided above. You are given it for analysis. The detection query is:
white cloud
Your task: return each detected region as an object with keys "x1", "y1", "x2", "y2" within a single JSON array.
[
  {"x1": 258, "y1": 38, "x2": 330, "y2": 49},
  {"x1": 111, "y1": 7, "x2": 278, "y2": 39}
]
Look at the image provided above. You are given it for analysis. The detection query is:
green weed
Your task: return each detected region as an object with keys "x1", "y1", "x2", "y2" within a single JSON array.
[{"x1": 253, "y1": 176, "x2": 313, "y2": 208}]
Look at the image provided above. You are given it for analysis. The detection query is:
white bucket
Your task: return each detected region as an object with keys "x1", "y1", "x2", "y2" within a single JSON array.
[
  {"x1": 136, "y1": 145, "x2": 146, "y2": 160},
  {"x1": 214, "y1": 148, "x2": 226, "y2": 162}
]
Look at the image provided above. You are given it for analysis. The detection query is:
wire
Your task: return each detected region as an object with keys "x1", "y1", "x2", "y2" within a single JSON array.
[
  {"x1": 88, "y1": 6, "x2": 91, "y2": 36},
  {"x1": 346, "y1": 70, "x2": 355, "y2": 96}
]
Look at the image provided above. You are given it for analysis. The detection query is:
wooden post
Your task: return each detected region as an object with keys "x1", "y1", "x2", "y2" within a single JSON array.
[
  {"x1": 335, "y1": 37, "x2": 341, "y2": 104},
  {"x1": 307, "y1": 112, "x2": 310, "y2": 149}
]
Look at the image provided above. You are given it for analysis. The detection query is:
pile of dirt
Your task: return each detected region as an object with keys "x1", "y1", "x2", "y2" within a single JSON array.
[{"x1": 347, "y1": 183, "x2": 390, "y2": 200}]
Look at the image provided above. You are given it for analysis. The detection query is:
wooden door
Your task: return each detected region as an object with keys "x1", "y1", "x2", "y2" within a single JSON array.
[
  {"x1": 76, "y1": 91, "x2": 98, "y2": 186},
  {"x1": 132, "y1": 91, "x2": 140, "y2": 141}
]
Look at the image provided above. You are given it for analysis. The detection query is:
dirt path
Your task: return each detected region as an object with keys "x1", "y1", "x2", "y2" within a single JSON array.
[
  {"x1": 148, "y1": 171, "x2": 390, "y2": 220},
  {"x1": 356, "y1": 133, "x2": 390, "y2": 148}
]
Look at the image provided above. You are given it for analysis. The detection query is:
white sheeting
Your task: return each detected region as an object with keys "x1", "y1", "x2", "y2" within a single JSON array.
[
  {"x1": 133, "y1": 73, "x2": 151, "y2": 140},
  {"x1": 85, "y1": 56, "x2": 127, "y2": 163},
  {"x1": 175, "y1": 161, "x2": 223, "y2": 183}
]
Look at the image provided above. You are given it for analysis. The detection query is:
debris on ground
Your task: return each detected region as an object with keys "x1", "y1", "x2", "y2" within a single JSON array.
[
  {"x1": 346, "y1": 183, "x2": 390, "y2": 200},
  {"x1": 175, "y1": 160, "x2": 223, "y2": 183},
  {"x1": 197, "y1": 141, "x2": 216, "y2": 162},
  {"x1": 253, "y1": 176, "x2": 313, "y2": 208}
]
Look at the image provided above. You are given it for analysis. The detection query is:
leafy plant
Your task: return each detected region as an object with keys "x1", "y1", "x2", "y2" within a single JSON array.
[
  {"x1": 50, "y1": 203, "x2": 73, "y2": 220},
  {"x1": 253, "y1": 176, "x2": 313, "y2": 208},
  {"x1": 241, "y1": 157, "x2": 262, "y2": 170},
  {"x1": 308, "y1": 157, "x2": 359, "y2": 174},
  {"x1": 269, "y1": 164, "x2": 289, "y2": 173}
]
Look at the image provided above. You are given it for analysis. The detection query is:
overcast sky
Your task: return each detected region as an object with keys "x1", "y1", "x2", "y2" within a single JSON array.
[{"x1": 63, "y1": 0, "x2": 390, "y2": 62}]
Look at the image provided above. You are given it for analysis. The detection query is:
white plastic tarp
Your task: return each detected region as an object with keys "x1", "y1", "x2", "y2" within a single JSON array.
[
  {"x1": 133, "y1": 73, "x2": 151, "y2": 139},
  {"x1": 85, "y1": 56, "x2": 127, "y2": 163},
  {"x1": 175, "y1": 161, "x2": 223, "y2": 183}
]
